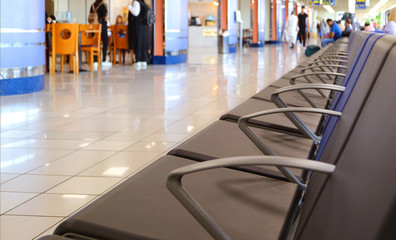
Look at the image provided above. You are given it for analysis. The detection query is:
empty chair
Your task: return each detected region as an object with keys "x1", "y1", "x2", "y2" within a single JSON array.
[
  {"x1": 50, "y1": 23, "x2": 79, "y2": 75},
  {"x1": 112, "y1": 25, "x2": 133, "y2": 65},
  {"x1": 80, "y1": 24, "x2": 102, "y2": 72}
]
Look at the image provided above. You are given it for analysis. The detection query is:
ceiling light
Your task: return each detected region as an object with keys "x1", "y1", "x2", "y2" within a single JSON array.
[
  {"x1": 348, "y1": 0, "x2": 356, "y2": 14},
  {"x1": 323, "y1": 5, "x2": 335, "y2": 13}
]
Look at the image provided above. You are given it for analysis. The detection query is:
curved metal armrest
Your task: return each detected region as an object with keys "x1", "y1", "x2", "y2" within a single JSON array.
[
  {"x1": 166, "y1": 156, "x2": 335, "y2": 240},
  {"x1": 309, "y1": 60, "x2": 348, "y2": 66},
  {"x1": 238, "y1": 107, "x2": 341, "y2": 147},
  {"x1": 271, "y1": 84, "x2": 345, "y2": 108},
  {"x1": 301, "y1": 65, "x2": 347, "y2": 74},
  {"x1": 290, "y1": 72, "x2": 346, "y2": 85},
  {"x1": 315, "y1": 56, "x2": 348, "y2": 61},
  {"x1": 321, "y1": 52, "x2": 348, "y2": 57}
]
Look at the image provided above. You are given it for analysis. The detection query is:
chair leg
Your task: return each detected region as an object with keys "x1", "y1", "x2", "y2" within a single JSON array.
[
  {"x1": 50, "y1": 54, "x2": 54, "y2": 75},
  {"x1": 70, "y1": 55, "x2": 74, "y2": 72},
  {"x1": 98, "y1": 51, "x2": 101, "y2": 70},
  {"x1": 75, "y1": 55, "x2": 79, "y2": 75},
  {"x1": 130, "y1": 50, "x2": 134, "y2": 65},
  {"x1": 90, "y1": 50, "x2": 94, "y2": 72},
  {"x1": 113, "y1": 49, "x2": 116, "y2": 65},
  {"x1": 60, "y1": 55, "x2": 64, "y2": 72}
]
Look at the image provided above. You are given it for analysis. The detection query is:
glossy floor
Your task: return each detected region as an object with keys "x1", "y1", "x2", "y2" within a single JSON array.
[{"x1": 1, "y1": 44, "x2": 307, "y2": 239}]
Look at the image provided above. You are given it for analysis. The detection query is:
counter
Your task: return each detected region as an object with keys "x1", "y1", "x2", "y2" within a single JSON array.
[{"x1": 188, "y1": 26, "x2": 217, "y2": 47}]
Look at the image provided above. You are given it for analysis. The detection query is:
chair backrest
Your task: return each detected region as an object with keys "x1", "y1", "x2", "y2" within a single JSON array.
[
  {"x1": 80, "y1": 24, "x2": 101, "y2": 47},
  {"x1": 315, "y1": 33, "x2": 385, "y2": 159},
  {"x1": 52, "y1": 23, "x2": 79, "y2": 55},
  {"x1": 295, "y1": 42, "x2": 396, "y2": 240},
  {"x1": 112, "y1": 25, "x2": 129, "y2": 50}
]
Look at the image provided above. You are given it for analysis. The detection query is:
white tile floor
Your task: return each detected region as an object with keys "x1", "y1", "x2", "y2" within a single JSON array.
[{"x1": 0, "y1": 45, "x2": 307, "y2": 239}]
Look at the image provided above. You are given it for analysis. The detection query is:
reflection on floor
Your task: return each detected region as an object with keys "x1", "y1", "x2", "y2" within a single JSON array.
[{"x1": 0, "y1": 44, "x2": 306, "y2": 239}]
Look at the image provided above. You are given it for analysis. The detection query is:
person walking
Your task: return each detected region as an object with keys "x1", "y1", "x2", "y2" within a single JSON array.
[
  {"x1": 90, "y1": 0, "x2": 108, "y2": 63},
  {"x1": 284, "y1": 11, "x2": 298, "y2": 48},
  {"x1": 298, "y1": 6, "x2": 309, "y2": 47},
  {"x1": 128, "y1": 0, "x2": 149, "y2": 69},
  {"x1": 384, "y1": 8, "x2": 396, "y2": 35},
  {"x1": 322, "y1": 19, "x2": 342, "y2": 47}
]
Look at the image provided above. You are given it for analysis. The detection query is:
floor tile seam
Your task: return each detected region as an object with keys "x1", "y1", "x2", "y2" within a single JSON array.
[
  {"x1": 0, "y1": 174, "x2": 22, "y2": 184},
  {"x1": 18, "y1": 148, "x2": 83, "y2": 175},
  {"x1": 32, "y1": 218, "x2": 67, "y2": 239},
  {"x1": 27, "y1": 149, "x2": 122, "y2": 178},
  {"x1": 0, "y1": 193, "x2": 41, "y2": 215}
]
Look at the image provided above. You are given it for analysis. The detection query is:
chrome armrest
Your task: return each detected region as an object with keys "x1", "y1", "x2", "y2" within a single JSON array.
[
  {"x1": 271, "y1": 84, "x2": 345, "y2": 108},
  {"x1": 238, "y1": 107, "x2": 341, "y2": 147},
  {"x1": 301, "y1": 65, "x2": 347, "y2": 74},
  {"x1": 290, "y1": 72, "x2": 346, "y2": 85},
  {"x1": 309, "y1": 60, "x2": 348, "y2": 66},
  {"x1": 166, "y1": 156, "x2": 335, "y2": 240}
]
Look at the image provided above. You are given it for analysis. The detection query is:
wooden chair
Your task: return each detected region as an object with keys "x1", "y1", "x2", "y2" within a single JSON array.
[
  {"x1": 50, "y1": 23, "x2": 79, "y2": 75},
  {"x1": 112, "y1": 25, "x2": 133, "y2": 65},
  {"x1": 243, "y1": 29, "x2": 252, "y2": 47},
  {"x1": 80, "y1": 24, "x2": 102, "y2": 72}
]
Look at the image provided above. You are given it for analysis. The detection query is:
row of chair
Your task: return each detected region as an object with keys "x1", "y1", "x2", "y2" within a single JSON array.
[
  {"x1": 40, "y1": 32, "x2": 396, "y2": 240},
  {"x1": 47, "y1": 23, "x2": 133, "y2": 75}
]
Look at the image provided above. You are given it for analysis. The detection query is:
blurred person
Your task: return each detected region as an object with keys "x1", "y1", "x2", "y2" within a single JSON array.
[
  {"x1": 342, "y1": 18, "x2": 352, "y2": 37},
  {"x1": 284, "y1": 11, "x2": 298, "y2": 48},
  {"x1": 384, "y1": 8, "x2": 396, "y2": 35},
  {"x1": 115, "y1": 15, "x2": 124, "y2": 25},
  {"x1": 90, "y1": 0, "x2": 109, "y2": 62},
  {"x1": 319, "y1": 19, "x2": 329, "y2": 40},
  {"x1": 336, "y1": 20, "x2": 345, "y2": 32},
  {"x1": 128, "y1": 0, "x2": 149, "y2": 69},
  {"x1": 322, "y1": 19, "x2": 342, "y2": 47},
  {"x1": 364, "y1": 22, "x2": 375, "y2": 32},
  {"x1": 298, "y1": 6, "x2": 309, "y2": 47}
]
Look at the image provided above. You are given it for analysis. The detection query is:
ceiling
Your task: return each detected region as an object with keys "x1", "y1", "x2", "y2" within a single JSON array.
[{"x1": 303, "y1": 0, "x2": 396, "y2": 18}]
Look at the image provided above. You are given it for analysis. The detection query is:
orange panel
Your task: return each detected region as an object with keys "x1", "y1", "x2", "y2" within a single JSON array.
[
  {"x1": 221, "y1": 0, "x2": 227, "y2": 30},
  {"x1": 285, "y1": 0, "x2": 289, "y2": 20},
  {"x1": 252, "y1": 0, "x2": 258, "y2": 43},
  {"x1": 272, "y1": 0, "x2": 276, "y2": 41},
  {"x1": 154, "y1": 0, "x2": 164, "y2": 56}
]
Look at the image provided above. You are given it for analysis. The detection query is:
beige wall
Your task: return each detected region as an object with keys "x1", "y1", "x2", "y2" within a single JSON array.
[{"x1": 189, "y1": 2, "x2": 218, "y2": 26}]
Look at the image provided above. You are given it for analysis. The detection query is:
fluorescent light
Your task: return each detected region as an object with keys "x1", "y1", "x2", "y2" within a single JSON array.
[
  {"x1": 323, "y1": 5, "x2": 335, "y2": 14},
  {"x1": 348, "y1": 0, "x2": 356, "y2": 14}
]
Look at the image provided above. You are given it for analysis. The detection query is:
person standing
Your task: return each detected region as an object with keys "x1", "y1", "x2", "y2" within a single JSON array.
[
  {"x1": 284, "y1": 11, "x2": 298, "y2": 48},
  {"x1": 90, "y1": 0, "x2": 108, "y2": 62},
  {"x1": 322, "y1": 19, "x2": 342, "y2": 47},
  {"x1": 384, "y1": 8, "x2": 396, "y2": 35},
  {"x1": 298, "y1": 6, "x2": 309, "y2": 47},
  {"x1": 128, "y1": 0, "x2": 149, "y2": 69}
]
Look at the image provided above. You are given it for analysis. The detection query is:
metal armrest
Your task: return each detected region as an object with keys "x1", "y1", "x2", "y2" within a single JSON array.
[
  {"x1": 290, "y1": 72, "x2": 346, "y2": 85},
  {"x1": 321, "y1": 52, "x2": 348, "y2": 57},
  {"x1": 309, "y1": 60, "x2": 348, "y2": 66},
  {"x1": 238, "y1": 107, "x2": 341, "y2": 147},
  {"x1": 271, "y1": 84, "x2": 345, "y2": 108},
  {"x1": 315, "y1": 56, "x2": 348, "y2": 61},
  {"x1": 166, "y1": 156, "x2": 335, "y2": 240},
  {"x1": 301, "y1": 65, "x2": 347, "y2": 74}
]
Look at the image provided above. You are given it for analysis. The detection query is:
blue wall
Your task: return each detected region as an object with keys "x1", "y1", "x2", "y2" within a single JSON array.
[{"x1": 0, "y1": 0, "x2": 45, "y2": 95}]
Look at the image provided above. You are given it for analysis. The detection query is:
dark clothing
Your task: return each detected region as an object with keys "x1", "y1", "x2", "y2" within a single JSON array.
[
  {"x1": 342, "y1": 25, "x2": 352, "y2": 37},
  {"x1": 90, "y1": 1, "x2": 108, "y2": 61},
  {"x1": 90, "y1": 1, "x2": 107, "y2": 22},
  {"x1": 298, "y1": 13, "x2": 308, "y2": 29},
  {"x1": 298, "y1": 13, "x2": 308, "y2": 46},
  {"x1": 128, "y1": 0, "x2": 149, "y2": 62},
  {"x1": 298, "y1": 29, "x2": 306, "y2": 46}
]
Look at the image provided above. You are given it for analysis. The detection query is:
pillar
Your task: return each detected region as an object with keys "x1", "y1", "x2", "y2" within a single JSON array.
[
  {"x1": 0, "y1": 0, "x2": 45, "y2": 96},
  {"x1": 251, "y1": 0, "x2": 265, "y2": 47},
  {"x1": 153, "y1": 0, "x2": 188, "y2": 64},
  {"x1": 218, "y1": 0, "x2": 238, "y2": 53}
]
